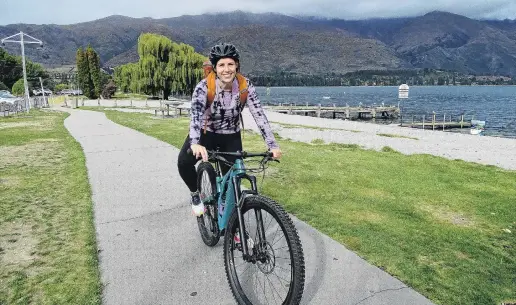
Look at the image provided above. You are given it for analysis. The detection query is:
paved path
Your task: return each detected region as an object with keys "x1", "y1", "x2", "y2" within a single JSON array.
[{"x1": 62, "y1": 108, "x2": 434, "y2": 305}]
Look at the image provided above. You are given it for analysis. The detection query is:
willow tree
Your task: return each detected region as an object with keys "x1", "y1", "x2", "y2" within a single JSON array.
[
  {"x1": 114, "y1": 33, "x2": 205, "y2": 99},
  {"x1": 137, "y1": 33, "x2": 175, "y2": 99},
  {"x1": 168, "y1": 43, "x2": 205, "y2": 96},
  {"x1": 114, "y1": 63, "x2": 140, "y2": 93}
]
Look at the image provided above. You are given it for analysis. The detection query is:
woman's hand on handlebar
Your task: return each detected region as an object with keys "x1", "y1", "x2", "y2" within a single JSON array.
[
  {"x1": 270, "y1": 148, "x2": 282, "y2": 159},
  {"x1": 191, "y1": 144, "x2": 208, "y2": 161}
]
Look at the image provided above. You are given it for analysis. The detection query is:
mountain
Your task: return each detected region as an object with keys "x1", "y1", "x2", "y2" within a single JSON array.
[
  {"x1": 312, "y1": 11, "x2": 516, "y2": 76},
  {"x1": 1, "y1": 11, "x2": 516, "y2": 76}
]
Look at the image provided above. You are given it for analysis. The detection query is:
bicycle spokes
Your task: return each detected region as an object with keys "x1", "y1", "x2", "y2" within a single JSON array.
[
  {"x1": 231, "y1": 208, "x2": 293, "y2": 305},
  {"x1": 200, "y1": 171, "x2": 214, "y2": 203}
]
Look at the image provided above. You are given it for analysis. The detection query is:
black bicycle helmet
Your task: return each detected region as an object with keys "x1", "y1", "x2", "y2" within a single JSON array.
[{"x1": 209, "y1": 43, "x2": 240, "y2": 66}]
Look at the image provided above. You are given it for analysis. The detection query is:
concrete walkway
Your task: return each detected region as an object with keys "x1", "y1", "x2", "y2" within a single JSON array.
[{"x1": 62, "y1": 108, "x2": 434, "y2": 305}]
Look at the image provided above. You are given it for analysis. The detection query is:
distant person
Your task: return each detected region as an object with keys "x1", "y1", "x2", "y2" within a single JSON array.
[{"x1": 177, "y1": 43, "x2": 281, "y2": 216}]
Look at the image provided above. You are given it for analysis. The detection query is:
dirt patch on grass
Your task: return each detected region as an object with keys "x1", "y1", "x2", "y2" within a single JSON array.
[
  {"x1": 0, "y1": 139, "x2": 64, "y2": 169},
  {"x1": 352, "y1": 211, "x2": 385, "y2": 223},
  {"x1": 419, "y1": 204, "x2": 475, "y2": 227},
  {"x1": 0, "y1": 176, "x2": 21, "y2": 188},
  {"x1": 0, "y1": 121, "x2": 43, "y2": 130},
  {"x1": 358, "y1": 187, "x2": 395, "y2": 200},
  {"x1": 0, "y1": 115, "x2": 55, "y2": 131},
  {"x1": 0, "y1": 221, "x2": 39, "y2": 269}
]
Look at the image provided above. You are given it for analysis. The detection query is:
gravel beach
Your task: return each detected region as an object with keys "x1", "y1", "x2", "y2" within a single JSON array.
[{"x1": 242, "y1": 109, "x2": 516, "y2": 171}]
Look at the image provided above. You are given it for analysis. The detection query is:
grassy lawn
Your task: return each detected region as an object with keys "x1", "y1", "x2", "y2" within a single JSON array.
[
  {"x1": 0, "y1": 110, "x2": 101, "y2": 304},
  {"x1": 112, "y1": 92, "x2": 149, "y2": 100},
  {"x1": 97, "y1": 108, "x2": 514, "y2": 305}
]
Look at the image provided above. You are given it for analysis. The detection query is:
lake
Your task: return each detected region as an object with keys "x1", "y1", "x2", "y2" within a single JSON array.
[{"x1": 255, "y1": 86, "x2": 516, "y2": 139}]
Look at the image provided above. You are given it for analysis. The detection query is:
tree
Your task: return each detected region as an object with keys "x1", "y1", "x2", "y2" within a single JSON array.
[
  {"x1": 76, "y1": 46, "x2": 102, "y2": 99},
  {"x1": 76, "y1": 47, "x2": 91, "y2": 97},
  {"x1": 1, "y1": 48, "x2": 49, "y2": 92},
  {"x1": 86, "y1": 46, "x2": 101, "y2": 98},
  {"x1": 0, "y1": 48, "x2": 22, "y2": 89},
  {"x1": 12, "y1": 79, "x2": 25, "y2": 96},
  {"x1": 0, "y1": 81, "x2": 8, "y2": 91},
  {"x1": 114, "y1": 33, "x2": 205, "y2": 99},
  {"x1": 55, "y1": 83, "x2": 69, "y2": 92},
  {"x1": 101, "y1": 80, "x2": 117, "y2": 99}
]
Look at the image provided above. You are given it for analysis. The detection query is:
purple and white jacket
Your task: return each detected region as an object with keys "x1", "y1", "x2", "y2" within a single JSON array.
[{"x1": 189, "y1": 77, "x2": 279, "y2": 149}]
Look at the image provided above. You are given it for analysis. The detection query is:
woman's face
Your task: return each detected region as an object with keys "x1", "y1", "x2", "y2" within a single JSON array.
[{"x1": 215, "y1": 58, "x2": 238, "y2": 85}]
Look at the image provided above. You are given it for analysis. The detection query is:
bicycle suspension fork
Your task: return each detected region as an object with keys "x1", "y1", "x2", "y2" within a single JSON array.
[{"x1": 233, "y1": 173, "x2": 265, "y2": 262}]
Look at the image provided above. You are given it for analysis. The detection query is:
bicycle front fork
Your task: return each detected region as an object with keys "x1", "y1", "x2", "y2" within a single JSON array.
[{"x1": 233, "y1": 174, "x2": 266, "y2": 262}]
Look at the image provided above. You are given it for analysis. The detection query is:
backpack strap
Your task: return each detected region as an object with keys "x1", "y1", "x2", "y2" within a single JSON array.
[
  {"x1": 236, "y1": 73, "x2": 248, "y2": 104},
  {"x1": 235, "y1": 73, "x2": 249, "y2": 135}
]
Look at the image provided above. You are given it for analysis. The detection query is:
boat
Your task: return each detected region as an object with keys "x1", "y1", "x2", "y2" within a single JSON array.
[
  {"x1": 322, "y1": 96, "x2": 331, "y2": 99},
  {"x1": 470, "y1": 120, "x2": 485, "y2": 135}
]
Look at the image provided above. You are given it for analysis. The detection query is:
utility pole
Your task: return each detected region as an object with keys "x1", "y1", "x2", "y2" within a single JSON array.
[{"x1": 1, "y1": 32, "x2": 44, "y2": 113}]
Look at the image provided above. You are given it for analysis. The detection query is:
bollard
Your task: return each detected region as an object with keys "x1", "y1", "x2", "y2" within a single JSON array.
[{"x1": 317, "y1": 104, "x2": 321, "y2": 118}]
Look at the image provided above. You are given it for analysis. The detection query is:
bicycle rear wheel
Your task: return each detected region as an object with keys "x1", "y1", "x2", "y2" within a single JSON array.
[
  {"x1": 196, "y1": 162, "x2": 220, "y2": 246},
  {"x1": 224, "y1": 195, "x2": 305, "y2": 305}
]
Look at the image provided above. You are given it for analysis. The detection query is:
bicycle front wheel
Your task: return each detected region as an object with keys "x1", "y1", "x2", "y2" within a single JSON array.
[{"x1": 224, "y1": 195, "x2": 305, "y2": 305}]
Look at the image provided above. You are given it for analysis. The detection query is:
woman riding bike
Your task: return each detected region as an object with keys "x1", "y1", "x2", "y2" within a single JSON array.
[{"x1": 177, "y1": 43, "x2": 281, "y2": 216}]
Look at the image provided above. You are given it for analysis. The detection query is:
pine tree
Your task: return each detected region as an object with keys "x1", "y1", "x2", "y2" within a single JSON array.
[
  {"x1": 86, "y1": 46, "x2": 101, "y2": 98},
  {"x1": 76, "y1": 47, "x2": 92, "y2": 97}
]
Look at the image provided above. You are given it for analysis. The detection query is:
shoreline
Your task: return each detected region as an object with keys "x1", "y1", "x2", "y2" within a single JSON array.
[
  {"x1": 62, "y1": 100, "x2": 516, "y2": 171},
  {"x1": 242, "y1": 109, "x2": 516, "y2": 171}
]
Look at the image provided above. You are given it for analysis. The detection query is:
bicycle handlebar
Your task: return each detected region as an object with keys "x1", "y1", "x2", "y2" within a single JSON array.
[{"x1": 186, "y1": 149, "x2": 278, "y2": 165}]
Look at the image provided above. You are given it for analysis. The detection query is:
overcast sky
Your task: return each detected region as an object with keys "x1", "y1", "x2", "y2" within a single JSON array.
[{"x1": 2, "y1": 0, "x2": 516, "y2": 25}]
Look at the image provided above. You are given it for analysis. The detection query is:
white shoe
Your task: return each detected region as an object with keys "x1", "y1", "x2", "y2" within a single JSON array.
[{"x1": 191, "y1": 191, "x2": 205, "y2": 217}]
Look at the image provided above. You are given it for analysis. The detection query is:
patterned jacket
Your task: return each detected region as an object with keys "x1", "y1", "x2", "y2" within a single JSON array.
[{"x1": 189, "y1": 77, "x2": 279, "y2": 149}]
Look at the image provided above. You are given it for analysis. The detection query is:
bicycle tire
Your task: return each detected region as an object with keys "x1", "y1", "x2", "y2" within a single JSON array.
[
  {"x1": 224, "y1": 195, "x2": 305, "y2": 305},
  {"x1": 196, "y1": 162, "x2": 220, "y2": 247}
]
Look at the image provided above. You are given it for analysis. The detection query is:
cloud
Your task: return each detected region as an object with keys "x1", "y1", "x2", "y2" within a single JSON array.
[{"x1": 2, "y1": 0, "x2": 516, "y2": 25}]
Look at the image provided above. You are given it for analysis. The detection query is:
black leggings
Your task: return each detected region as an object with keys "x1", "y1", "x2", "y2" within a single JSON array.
[{"x1": 177, "y1": 131, "x2": 243, "y2": 192}]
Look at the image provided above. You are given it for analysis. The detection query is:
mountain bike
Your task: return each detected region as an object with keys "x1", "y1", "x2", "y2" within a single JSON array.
[{"x1": 194, "y1": 149, "x2": 305, "y2": 305}]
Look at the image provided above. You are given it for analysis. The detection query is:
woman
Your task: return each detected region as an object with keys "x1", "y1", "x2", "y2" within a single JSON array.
[{"x1": 177, "y1": 43, "x2": 281, "y2": 216}]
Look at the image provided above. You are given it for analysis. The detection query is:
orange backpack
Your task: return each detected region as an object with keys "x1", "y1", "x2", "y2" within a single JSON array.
[{"x1": 202, "y1": 60, "x2": 249, "y2": 134}]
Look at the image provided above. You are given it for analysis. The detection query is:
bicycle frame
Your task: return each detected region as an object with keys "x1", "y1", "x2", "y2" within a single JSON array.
[{"x1": 213, "y1": 157, "x2": 266, "y2": 261}]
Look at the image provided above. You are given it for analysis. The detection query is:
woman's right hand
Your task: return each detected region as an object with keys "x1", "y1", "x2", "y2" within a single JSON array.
[{"x1": 190, "y1": 144, "x2": 208, "y2": 161}]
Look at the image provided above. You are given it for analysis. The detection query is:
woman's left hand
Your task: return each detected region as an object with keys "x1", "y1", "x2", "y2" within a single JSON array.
[{"x1": 270, "y1": 148, "x2": 282, "y2": 159}]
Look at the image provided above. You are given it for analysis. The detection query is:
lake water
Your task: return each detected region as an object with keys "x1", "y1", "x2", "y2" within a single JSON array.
[{"x1": 255, "y1": 86, "x2": 516, "y2": 139}]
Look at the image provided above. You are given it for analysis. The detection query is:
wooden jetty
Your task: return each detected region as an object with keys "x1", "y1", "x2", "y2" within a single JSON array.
[
  {"x1": 265, "y1": 104, "x2": 399, "y2": 120},
  {"x1": 403, "y1": 114, "x2": 473, "y2": 130}
]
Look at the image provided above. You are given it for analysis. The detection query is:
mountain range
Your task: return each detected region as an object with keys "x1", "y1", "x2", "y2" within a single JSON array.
[{"x1": 1, "y1": 10, "x2": 516, "y2": 76}]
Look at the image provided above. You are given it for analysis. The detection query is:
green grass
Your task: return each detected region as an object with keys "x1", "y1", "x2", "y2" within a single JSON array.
[
  {"x1": 0, "y1": 110, "x2": 101, "y2": 304},
  {"x1": 377, "y1": 133, "x2": 419, "y2": 140},
  {"x1": 94, "y1": 108, "x2": 515, "y2": 305},
  {"x1": 112, "y1": 92, "x2": 149, "y2": 100}
]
